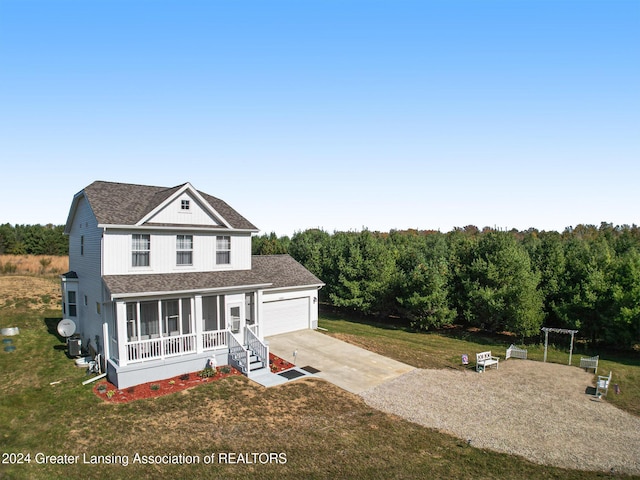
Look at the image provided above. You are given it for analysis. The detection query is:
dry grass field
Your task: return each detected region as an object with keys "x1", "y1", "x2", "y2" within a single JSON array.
[
  {"x1": 0, "y1": 255, "x2": 66, "y2": 310},
  {"x1": 0, "y1": 274, "x2": 62, "y2": 310},
  {"x1": 0, "y1": 254, "x2": 68, "y2": 275}
]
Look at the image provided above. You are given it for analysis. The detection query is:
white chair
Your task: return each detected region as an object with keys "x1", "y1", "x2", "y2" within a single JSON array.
[{"x1": 596, "y1": 371, "x2": 612, "y2": 398}]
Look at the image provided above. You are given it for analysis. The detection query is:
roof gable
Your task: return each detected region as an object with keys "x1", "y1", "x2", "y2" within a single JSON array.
[
  {"x1": 138, "y1": 183, "x2": 231, "y2": 228},
  {"x1": 72, "y1": 181, "x2": 257, "y2": 231}
]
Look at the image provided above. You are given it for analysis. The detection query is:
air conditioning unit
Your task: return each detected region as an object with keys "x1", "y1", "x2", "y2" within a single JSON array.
[{"x1": 68, "y1": 335, "x2": 82, "y2": 357}]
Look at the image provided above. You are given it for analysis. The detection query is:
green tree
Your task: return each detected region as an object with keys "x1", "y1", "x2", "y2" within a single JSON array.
[
  {"x1": 252, "y1": 232, "x2": 290, "y2": 255},
  {"x1": 527, "y1": 231, "x2": 566, "y2": 326},
  {"x1": 392, "y1": 231, "x2": 454, "y2": 330},
  {"x1": 289, "y1": 229, "x2": 330, "y2": 280},
  {"x1": 324, "y1": 230, "x2": 396, "y2": 315},
  {"x1": 459, "y1": 232, "x2": 544, "y2": 338},
  {"x1": 556, "y1": 235, "x2": 614, "y2": 344},
  {"x1": 606, "y1": 248, "x2": 640, "y2": 347}
]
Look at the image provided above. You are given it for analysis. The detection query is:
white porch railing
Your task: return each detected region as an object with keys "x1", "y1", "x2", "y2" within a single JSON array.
[
  {"x1": 245, "y1": 327, "x2": 268, "y2": 369},
  {"x1": 246, "y1": 323, "x2": 259, "y2": 338},
  {"x1": 202, "y1": 329, "x2": 229, "y2": 351},
  {"x1": 228, "y1": 331, "x2": 250, "y2": 374},
  {"x1": 126, "y1": 333, "x2": 197, "y2": 363}
]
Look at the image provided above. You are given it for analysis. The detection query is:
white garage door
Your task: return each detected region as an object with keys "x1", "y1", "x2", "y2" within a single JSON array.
[{"x1": 262, "y1": 297, "x2": 309, "y2": 337}]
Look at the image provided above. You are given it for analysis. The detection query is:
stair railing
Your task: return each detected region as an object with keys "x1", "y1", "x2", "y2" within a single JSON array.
[
  {"x1": 227, "y1": 331, "x2": 250, "y2": 374},
  {"x1": 245, "y1": 327, "x2": 269, "y2": 371}
]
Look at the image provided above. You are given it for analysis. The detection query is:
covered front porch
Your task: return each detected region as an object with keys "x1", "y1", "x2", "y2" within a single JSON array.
[{"x1": 106, "y1": 291, "x2": 269, "y2": 388}]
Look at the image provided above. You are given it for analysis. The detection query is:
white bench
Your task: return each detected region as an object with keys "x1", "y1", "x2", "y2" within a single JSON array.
[
  {"x1": 580, "y1": 355, "x2": 599, "y2": 374},
  {"x1": 505, "y1": 344, "x2": 527, "y2": 360},
  {"x1": 596, "y1": 371, "x2": 612, "y2": 398},
  {"x1": 476, "y1": 351, "x2": 499, "y2": 372}
]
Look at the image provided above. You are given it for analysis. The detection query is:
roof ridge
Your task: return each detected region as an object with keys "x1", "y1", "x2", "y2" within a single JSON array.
[{"x1": 78, "y1": 180, "x2": 258, "y2": 230}]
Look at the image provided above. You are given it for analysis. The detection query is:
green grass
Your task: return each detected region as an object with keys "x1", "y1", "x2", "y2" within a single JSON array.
[{"x1": 1, "y1": 298, "x2": 638, "y2": 478}]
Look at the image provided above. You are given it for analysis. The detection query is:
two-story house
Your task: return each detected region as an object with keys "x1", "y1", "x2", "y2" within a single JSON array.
[{"x1": 61, "y1": 181, "x2": 323, "y2": 389}]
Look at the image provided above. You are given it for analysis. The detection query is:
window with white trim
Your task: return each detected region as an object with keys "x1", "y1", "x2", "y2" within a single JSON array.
[
  {"x1": 176, "y1": 235, "x2": 193, "y2": 265},
  {"x1": 216, "y1": 236, "x2": 231, "y2": 265},
  {"x1": 132, "y1": 234, "x2": 150, "y2": 267},
  {"x1": 67, "y1": 291, "x2": 77, "y2": 317},
  {"x1": 181, "y1": 199, "x2": 190, "y2": 210}
]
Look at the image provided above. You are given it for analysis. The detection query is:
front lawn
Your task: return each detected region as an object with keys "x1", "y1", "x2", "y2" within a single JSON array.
[{"x1": 1, "y1": 277, "x2": 637, "y2": 479}]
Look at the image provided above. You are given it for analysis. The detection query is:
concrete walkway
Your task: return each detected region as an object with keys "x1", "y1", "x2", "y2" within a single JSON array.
[{"x1": 265, "y1": 329, "x2": 415, "y2": 394}]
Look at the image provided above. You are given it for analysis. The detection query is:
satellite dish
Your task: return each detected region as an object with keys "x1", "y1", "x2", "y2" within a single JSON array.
[{"x1": 57, "y1": 319, "x2": 76, "y2": 338}]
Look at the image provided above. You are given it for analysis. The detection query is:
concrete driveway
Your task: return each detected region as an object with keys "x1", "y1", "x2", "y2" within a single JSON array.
[{"x1": 266, "y1": 329, "x2": 415, "y2": 394}]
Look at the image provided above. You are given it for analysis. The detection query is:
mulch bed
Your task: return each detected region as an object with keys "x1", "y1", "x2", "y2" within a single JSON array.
[
  {"x1": 269, "y1": 352, "x2": 295, "y2": 372},
  {"x1": 93, "y1": 353, "x2": 295, "y2": 403}
]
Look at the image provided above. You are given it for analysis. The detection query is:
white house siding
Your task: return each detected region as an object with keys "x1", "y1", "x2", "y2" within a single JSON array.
[
  {"x1": 145, "y1": 192, "x2": 224, "y2": 226},
  {"x1": 67, "y1": 195, "x2": 106, "y2": 354},
  {"x1": 102, "y1": 231, "x2": 252, "y2": 275}
]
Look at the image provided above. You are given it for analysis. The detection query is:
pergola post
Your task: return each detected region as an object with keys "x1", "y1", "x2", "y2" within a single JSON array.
[
  {"x1": 543, "y1": 329, "x2": 549, "y2": 363},
  {"x1": 569, "y1": 331, "x2": 575, "y2": 366},
  {"x1": 541, "y1": 327, "x2": 579, "y2": 366}
]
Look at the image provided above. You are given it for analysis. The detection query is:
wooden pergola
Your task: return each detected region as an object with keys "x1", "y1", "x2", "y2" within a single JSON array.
[{"x1": 541, "y1": 327, "x2": 579, "y2": 365}]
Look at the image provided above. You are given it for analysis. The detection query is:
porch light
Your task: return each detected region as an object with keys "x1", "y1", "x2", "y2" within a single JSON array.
[{"x1": 313, "y1": 297, "x2": 317, "y2": 304}]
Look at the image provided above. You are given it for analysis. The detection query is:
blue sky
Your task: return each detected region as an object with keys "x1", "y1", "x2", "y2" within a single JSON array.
[{"x1": 1, "y1": 0, "x2": 638, "y2": 236}]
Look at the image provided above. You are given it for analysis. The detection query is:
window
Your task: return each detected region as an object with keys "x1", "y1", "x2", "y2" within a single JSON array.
[
  {"x1": 245, "y1": 293, "x2": 255, "y2": 325},
  {"x1": 216, "y1": 236, "x2": 231, "y2": 265},
  {"x1": 230, "y1": 306, "x2": 241, "y2": 333},
  {"x1": 140, "y1": 301, "x2": 159, "y2": 337},
  {"x1": 162, "y1": 300, "x2": 180, "y2": 335},
  {"x1": 67, "y1": 291, "x2": 77, "y2": 317},
  {"x1": 181, "y1": 199, "x2": 190, "y2": 210},
  {"x1": 132, "y1": 234, "x2": 150, "y2": 267},
  {"x1": 181, "y1": 298, "x2": 192, "y2": 334},
  {"x1": 80, "y1": 236, "x2": 84, "y2": 255},
  {"x1": 176, "y1": 235, "x2": 193, "y2": 265},
  {"x1": 202, "y1": 295, "x2": 225, "y2": 331},
  {"x1": 126, "y1": 303, "x2": 138, "y2": 341}
]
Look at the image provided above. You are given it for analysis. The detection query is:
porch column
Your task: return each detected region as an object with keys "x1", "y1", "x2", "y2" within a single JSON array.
[
  {"x1": 194, "y1": 295, "x2": 203, "y2": 353},
  {"x1": 102, "y1": 322, "x2": 109, "y2": 369},
  {"x1": 256, "y1": 290, "x2": 264, "y2": 340},
  {"x1": 115, "y1": 301, "x2": 128, "y2": 367}
]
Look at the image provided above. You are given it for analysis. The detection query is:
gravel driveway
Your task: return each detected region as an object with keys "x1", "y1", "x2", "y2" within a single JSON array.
[{"x1": 361, "y1": 359, "x2": 640, "y2": 475}]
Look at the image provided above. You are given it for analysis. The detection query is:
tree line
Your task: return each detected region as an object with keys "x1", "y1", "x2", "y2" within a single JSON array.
[
  {"x1": 0, "y1": 223, "x2": 68, "y2": 255},
  {"x1": 253, "y1": 223, "x2": 640, "y2": 349},
  {"x1": 2, "y1": 221, "x2": 638, "y2": 348}
]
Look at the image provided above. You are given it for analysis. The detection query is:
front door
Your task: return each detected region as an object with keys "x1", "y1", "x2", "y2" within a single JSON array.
[{"x1": 227, "y1": 302, "x2": 243, "y2": 334}]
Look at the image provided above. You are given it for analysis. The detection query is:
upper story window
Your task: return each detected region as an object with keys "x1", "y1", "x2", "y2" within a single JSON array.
[
  {"x1": 176, "y1": 235, "x2": 193, "y2": 265},
  {"x1": 132, "y1": 234, "x2": 151, "y2": 267},
  {"x1": 80, "y1": 236, "x2": 84, "y2": 255},
  {"x1": 181, "y1": 199, "x2": 190, "y2": 210},
  {"x1": 216, "y1": 236, "x2": 231, "y2": 265}
]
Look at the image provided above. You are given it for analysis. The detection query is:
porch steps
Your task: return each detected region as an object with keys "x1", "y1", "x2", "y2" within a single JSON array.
[
  {"x1": 249, "y1": 352, "x2": 266, "y2": 370},
  {"x1": 231, "y1": 349, "x2": 266, "y2": 375}
]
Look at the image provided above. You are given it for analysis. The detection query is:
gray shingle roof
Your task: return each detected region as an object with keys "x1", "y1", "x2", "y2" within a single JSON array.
[
  {"x1": 81, "y1": 181, "x2": 257, "y2": 230},
  {"x1": 103, "y1": 255, "x2": 324, "y2": 298}
]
